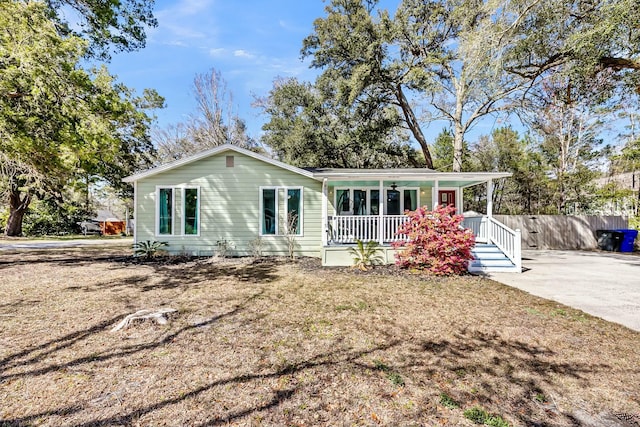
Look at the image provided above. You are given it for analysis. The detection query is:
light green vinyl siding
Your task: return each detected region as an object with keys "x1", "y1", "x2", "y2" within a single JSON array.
[{"x1": 134, "y1": 151, "x2": 323, "y2": 257}]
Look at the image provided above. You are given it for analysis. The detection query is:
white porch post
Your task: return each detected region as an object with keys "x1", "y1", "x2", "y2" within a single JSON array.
[
  {"x1": 433, "y1": 180, "x2": 440, "y2": 209},
  {"x1": 486, "y1": 179, "x2": 494, "y2": 218},
  {"x1": 321, "y1": 178, "x2": 328, "y2": 246},
  {"x1": 378, "y1": 179, "x2": 384, "y2": 245}
]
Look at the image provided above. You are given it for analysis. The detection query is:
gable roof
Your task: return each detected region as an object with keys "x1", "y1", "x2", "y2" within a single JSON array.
[
  {"x1": 122, "y1": 144, "x2": 512, "y2": 186},
  {"x1": 122, "y1": 144, "x2": 318, "y2": 183}
]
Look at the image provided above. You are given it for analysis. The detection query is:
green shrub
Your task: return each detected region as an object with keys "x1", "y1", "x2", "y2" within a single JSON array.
[
  {"x1": 391, "y1": 205, "x2": 475, "y2": 276},
  {"x1": 348, "y1": 239, "x2": 383, "y2": 270},
  {"x1": 133, "y1": 240, "x2": 168, "y2": 259}
]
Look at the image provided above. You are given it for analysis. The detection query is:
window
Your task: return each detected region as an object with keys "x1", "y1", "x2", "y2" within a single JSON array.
[
  {"x1": 287, "y1": 188, "x2": 301, "y2": 234},
  {"x1": 260, "y1": 187, "x2": 303, "y2": 236},
  {"x1": 336, "y1": 189, "x2": 350, "y2": 215},
  {"x1": 334, "y1": 187, "x2": 419, "y2": 216},
  {"x1": 158, "y1": 188, "x2": 173, "y2": 235},
  {"x1": 184, "y1": 188, "x2": 199, "y2": 235},
  {"x1": 262, "y1": 188, "x2": 276, "y2": 235},
  {"x1": 354, "y1": 190, "x2": 367, "y2": 215},
  {"x1": 370, "y1": 190, "x2": 380, "y2": 215},
  {"x1": 156, "y1": 186, "x2": 200, "y2": 236},
  {"x1": 404, "y1": 189, "x2": 418, "y2": 211},
  {"x1": 385, "y1": 188, "x2": 419, "y2": 214},
  {"x1": 386, "y1": 189, "x2": 401, "y2": 215}
]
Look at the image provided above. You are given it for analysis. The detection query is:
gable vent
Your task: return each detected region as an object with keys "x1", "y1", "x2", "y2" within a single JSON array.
[{"x1": 226, "y1": 155, "x2": 234, "y2": 167}]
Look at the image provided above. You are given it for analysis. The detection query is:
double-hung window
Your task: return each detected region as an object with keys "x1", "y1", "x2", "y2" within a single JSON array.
[
  {"x1": 260, "y1": 187, "x2": 303, "y2": 236},
  {"x1": 157, "y1": 186, "x2": 200, "y2": 236}
]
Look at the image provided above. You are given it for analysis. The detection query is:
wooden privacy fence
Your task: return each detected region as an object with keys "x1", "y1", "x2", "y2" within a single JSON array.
[{"x1": 494, "y1": 215, "x2": 629, "y2": 250}]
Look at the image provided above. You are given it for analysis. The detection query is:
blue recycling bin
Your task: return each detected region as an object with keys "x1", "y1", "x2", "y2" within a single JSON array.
[{"x1": 616, "y1": 229, "x2": 638, "y2": 252}]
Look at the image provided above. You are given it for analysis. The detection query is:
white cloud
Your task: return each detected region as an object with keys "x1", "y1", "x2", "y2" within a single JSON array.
[
  {"x1": 209, "y1": 48, "x2": 226, "y2": 57},
  {"x1": 151, "y1": 0, "x2": 217, "y2": 46},
  {"x1": 233, "y1": 50, "x2": 255, "y2": 59},
  {"x1": 165, "y1": 40, "x2": 188, "y2": 47},
  {"x1": 166, "y1": 0, "x2": 213, "y2": 17}
]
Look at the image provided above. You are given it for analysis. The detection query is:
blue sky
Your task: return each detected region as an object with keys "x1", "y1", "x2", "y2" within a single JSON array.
[
  {"x1": 107, "y1": 0, "x2": 336, "y2": 140},
  {"x1": 105, "y1": 0, "x2": 512, "y2": 147}
]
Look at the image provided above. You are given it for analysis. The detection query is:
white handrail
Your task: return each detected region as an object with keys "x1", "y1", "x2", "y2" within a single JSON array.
[
  {"x1": 487, "y1": 217, "x2": 522, "y2": 271},
  {"x1": 463, "y1": 215, "x2": 522, "y2": 272}
]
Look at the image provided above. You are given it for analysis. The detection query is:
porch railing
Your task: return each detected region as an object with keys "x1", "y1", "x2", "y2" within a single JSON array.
[
  {"x1": 461, "y1": 216, "x2": 488, "y2": 243},
  {"x1": 328, "y1": 214, "x2": 521, "y2": 271},
  {"x1": 328, "y1": 215, "x2": 408, "y2": 244},
  {"x1": 463, "y1": 215, "x2": 522, "y2": 271}
]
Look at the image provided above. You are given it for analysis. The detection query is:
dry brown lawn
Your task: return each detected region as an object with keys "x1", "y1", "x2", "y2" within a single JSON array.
[{"x1": 0, "y1": 246, "x2": 639, "y2": 427}]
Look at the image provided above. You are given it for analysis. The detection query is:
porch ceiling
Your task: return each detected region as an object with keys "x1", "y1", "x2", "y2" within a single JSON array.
[
  {"x1": 313, "y1": 169, "x2": 511, "y2": 188},
  {"x1": 325, "y1": 177, "x2": 506, "y2": 188}
]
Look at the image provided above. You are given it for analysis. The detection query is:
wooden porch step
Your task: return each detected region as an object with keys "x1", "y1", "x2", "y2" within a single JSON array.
[
  {"x1": 469, "y1": 244, "x2": 518, "y2": 273},
  {"x1": 471, "y1": 244, "x2": 502, "y2": 253},
  {"x1": 469, "y1": 258, "x2": 514, "y2": 267}
]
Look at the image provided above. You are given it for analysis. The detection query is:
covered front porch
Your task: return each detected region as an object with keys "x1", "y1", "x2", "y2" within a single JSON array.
[{"x1": 311, "y1": 168, "x2": 521, "y2": 272}]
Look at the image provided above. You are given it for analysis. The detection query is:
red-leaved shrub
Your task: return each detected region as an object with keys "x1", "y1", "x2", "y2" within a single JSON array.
[{"x1": 391, "y1": 205, "x2": 475, "y2": 275}]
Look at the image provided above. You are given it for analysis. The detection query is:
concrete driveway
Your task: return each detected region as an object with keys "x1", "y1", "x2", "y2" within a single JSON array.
[{"x1": 489, "y1": 250, "x2": 640, "y2": 332}]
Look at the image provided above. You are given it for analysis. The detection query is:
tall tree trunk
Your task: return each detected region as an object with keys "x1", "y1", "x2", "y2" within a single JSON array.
[
  {"x1": 453, "y1": 123, "x2": 465, "y2": 172},
  {"x1": 395, "y1": 85, "x2": 433, "y2": 169},
  {"x1": 452, "y1": 86, "x2": 465, "y2": 172},
  {"x1": 5, "y1": 188, "x2": 31, "y2": 237}
]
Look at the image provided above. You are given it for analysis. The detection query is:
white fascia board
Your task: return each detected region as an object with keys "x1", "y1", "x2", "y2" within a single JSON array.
[
  {"x1": 314, "y1": 171, "x2": 512, "y2": 182},
  {"x1": 122, "y1": 144, "x2": 318, "y2": 183}
]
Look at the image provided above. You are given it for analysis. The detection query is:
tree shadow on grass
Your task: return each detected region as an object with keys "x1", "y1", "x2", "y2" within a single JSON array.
[
  {"x1": 0, "y1": 290, "x2": 265, "y2": 383},
  {"x1": 1, "y1": 336, "x2": 400, "y2": 427},
  {"x1": 0, "y1": 314, "x2": 126, "y2": 372},
  {"x1": 0, "y1": 249, "x2": 129, "y2": 270},
  {"x1": 400, "y1": 328, "x2": 614, "y2": 426},
  {"x1": 143, "y1": 258, "x2": 282, "y2": 290},
  {"x1": 67, "y1": 258, "x2": 283, "y2": 293}
]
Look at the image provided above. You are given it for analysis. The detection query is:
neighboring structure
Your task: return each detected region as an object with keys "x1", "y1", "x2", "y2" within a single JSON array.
[
  {"x1": 588, "y1": 171, "x2": 639, "y2": 216},
  {"x1": 123, "y1": 144, "x2": 520, "y2": 272},
  {"x1": 94, "y1": 209, "x2": 127, "y2": 235}
]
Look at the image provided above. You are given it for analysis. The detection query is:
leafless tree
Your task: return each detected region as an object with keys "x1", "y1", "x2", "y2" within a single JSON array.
[{"x1": 154, "y1": 69, "x2": 257, "y2": 163}]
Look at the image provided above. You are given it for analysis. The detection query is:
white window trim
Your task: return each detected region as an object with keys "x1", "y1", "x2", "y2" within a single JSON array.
[
  {"x1": 436, "y1": 187, "x2": 460, "y2": 214},
  {"x1": 333, "y1": 186, "x2": 419, "y2": 216},
  {"x1": 182, "y1": 186, "x2": 201, "y2": 237},
  {"x1": 384, "y1": 187, "x2": 420, "y2": 215},
  {"x1": 286, "y1": 186, "x2": 304, "y2": 237},
  {"x1": 155, "y1": 185, "x2": 201, "y2": 237},
  {"x1": 156, "y1": 186, "x2": 175, "y2": 237},
  {"x1": 259, "y1": 186, "x2": 304, "y2": 237},
  {"x1": 334, "y1": 187, "x2": 353, "y2": 215},
  {"x1": 259, "y1": 186, "x2": 279, "y2": 237}
]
